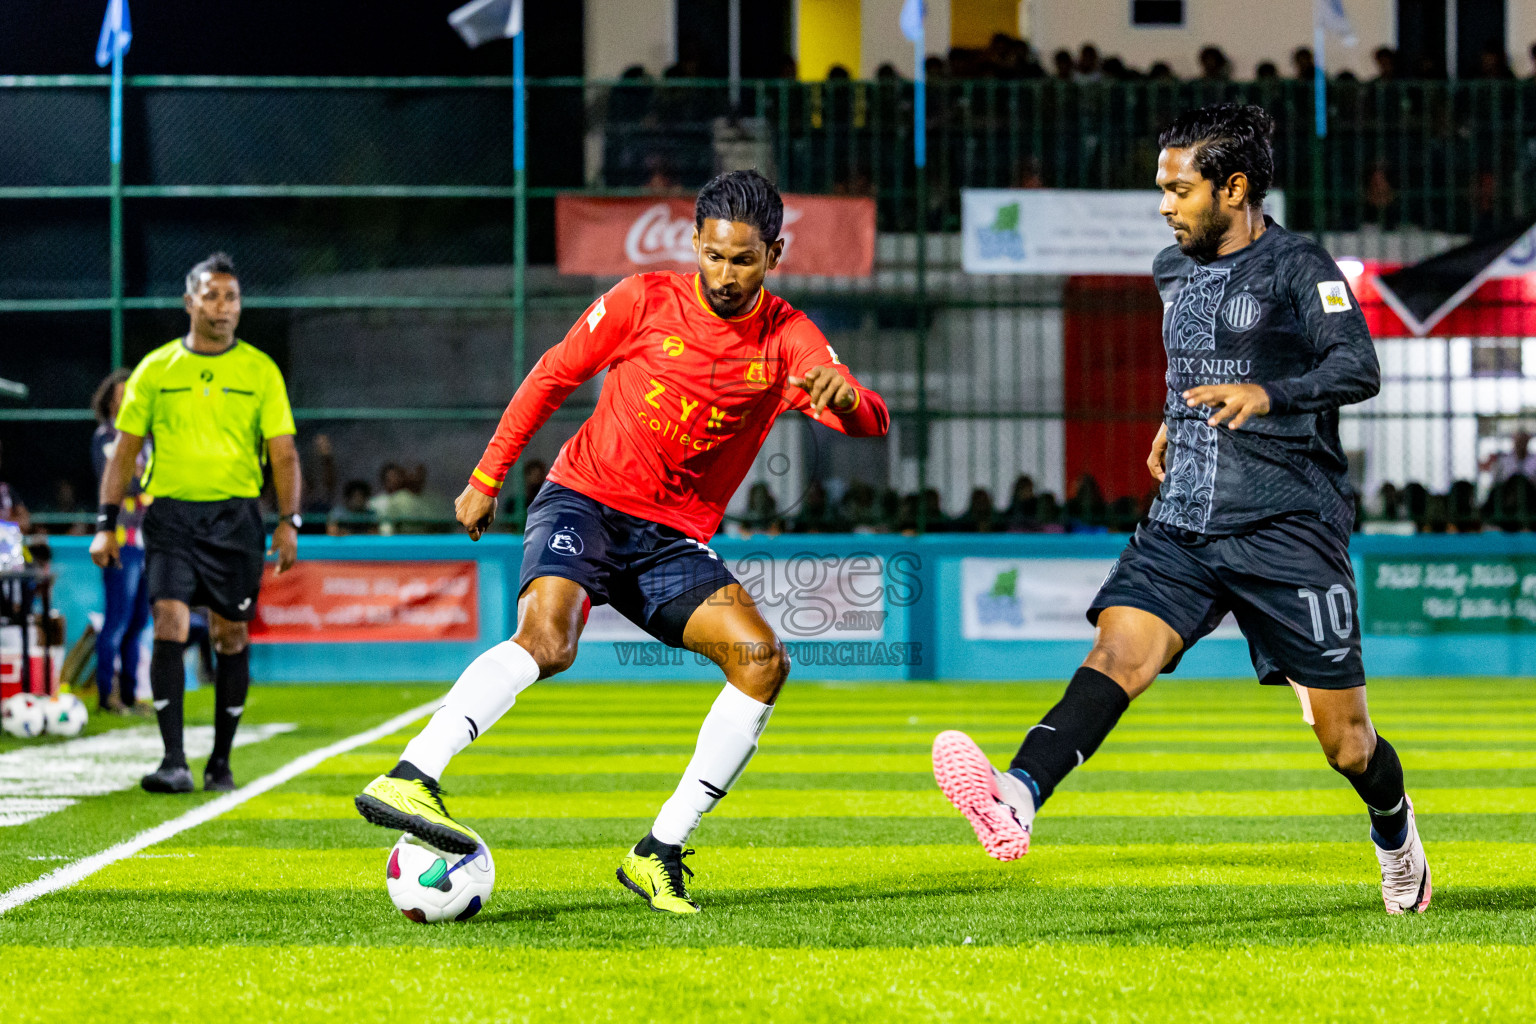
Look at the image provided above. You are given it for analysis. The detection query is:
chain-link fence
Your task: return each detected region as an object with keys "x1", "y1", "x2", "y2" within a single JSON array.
[{"x1": 4, "y1": 75, "x2": 1536, "y2": 534}]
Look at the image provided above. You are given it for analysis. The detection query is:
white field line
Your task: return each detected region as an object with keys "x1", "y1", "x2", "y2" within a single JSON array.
[{"x1": 0, "y1": 700, "x2": 437, "y2": 915}]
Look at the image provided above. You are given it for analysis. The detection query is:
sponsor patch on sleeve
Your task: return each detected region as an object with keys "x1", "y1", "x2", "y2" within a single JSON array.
[
  {"x1": 1316, "y1": 281, "x2": 1352, "y2": 314},
  {"x1": 586, "y1": 295, "x2": 607, "y2": 331}
]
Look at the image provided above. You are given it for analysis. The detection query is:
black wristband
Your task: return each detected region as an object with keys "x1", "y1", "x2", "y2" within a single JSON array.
[{"x1": 97, "y1": 504, "x2": 120, "y2": 533}]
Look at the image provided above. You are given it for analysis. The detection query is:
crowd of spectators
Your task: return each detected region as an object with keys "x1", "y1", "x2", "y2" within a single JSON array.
[
  {"x1": 730, "y1": 473, "x2": 1154, "y2": 537},
  {"x1": 622, "y1": 36, "x2": 1536, "y2": 90}
]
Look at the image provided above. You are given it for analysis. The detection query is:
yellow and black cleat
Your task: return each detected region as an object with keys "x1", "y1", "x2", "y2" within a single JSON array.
[
  {"x1": 355, "y1": 768, "x2": 482, "y2": 856},
  {"x1": 617, "y1": 843, "x2": 701, "y2": 915}
]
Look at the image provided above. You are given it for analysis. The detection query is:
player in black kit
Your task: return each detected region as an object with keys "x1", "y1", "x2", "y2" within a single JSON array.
[{"x1": 932, "y1": 104, "x2": 1432, "y2": 914}]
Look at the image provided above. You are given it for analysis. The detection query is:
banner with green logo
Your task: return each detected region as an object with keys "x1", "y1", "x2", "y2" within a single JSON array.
[{"x1": 1364, "y1": 556, "x2": 1536, "y2": 634}]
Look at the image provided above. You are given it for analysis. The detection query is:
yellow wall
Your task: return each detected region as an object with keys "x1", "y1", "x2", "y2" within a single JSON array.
[
  {"x1": 950, "y1": 0, "x2": 1016, "y2": 50},
  {"x1": 799, "y1": 0, "x2": 862, "y2": 79}
]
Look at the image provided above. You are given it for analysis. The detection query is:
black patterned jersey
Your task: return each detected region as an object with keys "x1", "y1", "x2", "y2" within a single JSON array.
[{"x1": 1148, "y1": 219, "x2": 1380, "y2": 537}]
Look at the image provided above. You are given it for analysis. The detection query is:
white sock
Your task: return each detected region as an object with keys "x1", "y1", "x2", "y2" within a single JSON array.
[
  {"x1": 400, "y1": 640, "x2": 540, "y2": 780},
  {"x1": 650, "y1": 684, "x2": 774, "y2": 847}
]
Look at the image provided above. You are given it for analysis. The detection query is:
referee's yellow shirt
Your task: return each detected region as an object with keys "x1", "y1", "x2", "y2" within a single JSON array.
[{"x1": 115, "y1": 338, "x2": 297, "y2": 502}]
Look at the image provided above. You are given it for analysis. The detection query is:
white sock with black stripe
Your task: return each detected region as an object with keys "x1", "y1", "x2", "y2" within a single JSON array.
[
  {"x1": 650, "y1": 683, "x2": 774, "y2": 846},
  {"x1": 400, "y1": 640, "x2": 540, "y2": 780}
]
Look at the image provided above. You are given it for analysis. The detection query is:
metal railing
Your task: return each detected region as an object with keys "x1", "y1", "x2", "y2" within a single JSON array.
[{"x1": 4, "y1": 76, "x2": 1535, "y2": 532}]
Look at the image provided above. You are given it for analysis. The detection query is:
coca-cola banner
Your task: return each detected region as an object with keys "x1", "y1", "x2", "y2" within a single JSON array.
[{"x1": 556, "y1": 195, "x2": 876, "y2": 278}]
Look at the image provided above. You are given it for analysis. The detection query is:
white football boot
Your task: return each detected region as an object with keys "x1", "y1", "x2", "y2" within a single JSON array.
[{"x1": 1375, "y1": 796, "x2": 1432, "y2": 915}]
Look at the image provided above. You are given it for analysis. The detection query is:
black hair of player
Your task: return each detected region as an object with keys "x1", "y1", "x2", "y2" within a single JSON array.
[
  {"x1": 695, "y1": 170, "x2": 783, "y2": 243},
  {"x1": 185, "y1": 252, "x2": 238, "y2": 295},
  {"x1": 1157, "y1": 104, "x2": 1275, "y2": 207}
]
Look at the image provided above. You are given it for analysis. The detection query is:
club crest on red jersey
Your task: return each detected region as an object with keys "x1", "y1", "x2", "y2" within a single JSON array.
[{"x1": 661, "y1": 335, "x2": 685, "y2": 357}]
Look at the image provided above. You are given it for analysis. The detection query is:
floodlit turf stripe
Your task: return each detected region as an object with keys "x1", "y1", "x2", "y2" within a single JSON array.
[
  {"x1": 72, "y1": 840, "x2": 1536, "y2": 891},
  {"x1": 313, "y1": 748, "x2": 1536, "y2": 776},
  {"x1": 3, "y1": 944, "x2": 1532, "y2": 1023},
  {"x1": 0, "y1": 700, "x2": 438, "y2": 915},
  {"x1": 451, "y1": 728, "x2": 1536, "y2": 751},
  {"x1": 222, "y1": 786, "x2": 1536, "y2": 821}
]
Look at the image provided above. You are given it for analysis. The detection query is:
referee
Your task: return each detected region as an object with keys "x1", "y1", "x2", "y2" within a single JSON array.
[{"x1": 91, "y1": 253, "x2": 301, "y2": 794}]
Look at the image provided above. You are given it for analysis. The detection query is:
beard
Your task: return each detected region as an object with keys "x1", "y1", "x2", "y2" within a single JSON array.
[{"x1": 1172, "y1": 204, "x2": 1230, "y2": 262}]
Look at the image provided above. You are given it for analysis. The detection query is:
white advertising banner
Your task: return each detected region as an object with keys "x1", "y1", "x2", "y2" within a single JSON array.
[
  {"x1": 583, "y1": 555, "x2": 891, "y2": 642},
  {"x1": 961, "y1": 188, "x2": 1285, "y2": 275},
  {"x1": 960, "y1": 557, "x2": 1241, "y2": 641}
]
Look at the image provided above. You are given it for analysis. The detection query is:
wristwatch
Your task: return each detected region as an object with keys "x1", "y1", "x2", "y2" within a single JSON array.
[{"x1": 281, "y1": 513, "x2": 303, "y2": 531}]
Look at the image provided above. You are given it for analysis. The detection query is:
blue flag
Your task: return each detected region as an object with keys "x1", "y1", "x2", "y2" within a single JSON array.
[
  {"x1": 899, "y1": 0, "x2": 924, "y2": 44},
  {"x1": 95, "y1": 0, "x2": 132, "y2": 68}
]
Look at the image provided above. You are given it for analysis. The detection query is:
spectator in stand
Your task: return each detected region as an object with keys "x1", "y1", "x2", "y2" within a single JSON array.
[
  {"x1": 90, "y1": 368, "x2": 151, "y2": 715},
  {"x1": 1197, "y1": 46, "x2": 1231, "y2": 81},
  {"x1": 1073, "y1": 44, "x2": 1103, "y2": 83},
  {"x1": 328, "y1": 480, "x2": 376, "y2": 536},
  {"x1": 838, "y1": 481, "x2": 882, "y2": 533},
  {"x1": 1052, "y1": 49, "x2": 1075, "y2": 81},
  {"x1": 1147, "y1": 61, "x2": 1176, "y2": 83},
  {"x1": 742, "y1": 481, "x2": 783, "y2": 535},
  {"x1": 1372, "y1": 47, "x2": 1397, "y2": 81},
  {"x1": 1529, "y1": 42, "x2": 1536, "y2": 79},
  {"x1": 1292, "y1": 47, "x2": 1315, "y2": 81},
  {"x1": 1003, "y1": 474, "x2": 1037, "y2": 530},
  {"x1": 1482, "y1": 430, "x2": 1536, "y2": 486},
  {"x1": 1255, "y1": 61, "x2": 1280, "y2": 82},
  {"x1": 1374, "y1": 482, "x2": 1401, "y2": 520},
  {"x1": 952, "y1": 488, "x2": 997, "y2": 532},
  {"x1": 50, "y1": 479, "x2": 89, "y2": 536},
  {"x1": 1474, "y1": 45, "x2": 1514, "y2": 79},
  {"x1": 0, "y1": 440, "x2": 30, "y2": 534},
  {"x1": 1034, "y1": 492, "x2": 1064, "y2": 533},
  {"x1": 521, "y1": 459, "x2": 548, "y2": 510},
  {"x1": 300, "y1": 434, "x2": 338, "y2": 534},
  {"x1": 790, "y1": 480, "x2": 843, "y2": 534},
  {"x1": 1065, "y1": 473, "x2": 1108, "y2": 531}
]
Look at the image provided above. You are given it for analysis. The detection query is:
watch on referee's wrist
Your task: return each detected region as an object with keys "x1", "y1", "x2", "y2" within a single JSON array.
[{"x1": 279, "y1": 513, "x2": 302, "y2": 531}]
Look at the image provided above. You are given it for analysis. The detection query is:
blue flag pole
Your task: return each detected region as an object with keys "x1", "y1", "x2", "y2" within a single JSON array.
[
  {"x1": 107, "y1": 9, "x2": 127, "y2": 370},
  {"x1": 511, "y1": 20, "x2": 527, "y2": 522},
  {"x1": 913, "y1": 30, "x2": 926, "y2": 169},
  {"x1": 1313, "y1": 17, "x2": 1327, "y2": 138}
]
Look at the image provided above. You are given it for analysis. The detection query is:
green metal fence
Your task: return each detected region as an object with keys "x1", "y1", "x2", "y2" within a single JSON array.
[{"x1": 4, "y1": 76, "x2": 1535, "y2": 533}]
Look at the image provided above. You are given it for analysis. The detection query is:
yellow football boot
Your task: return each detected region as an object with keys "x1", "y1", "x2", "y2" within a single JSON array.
[
  {"x1": 617, "y1": 842, "x2": 702, "y2": 914},
  {"x1": 354, "y1": 767, "x2": 482, "y2": 855}
]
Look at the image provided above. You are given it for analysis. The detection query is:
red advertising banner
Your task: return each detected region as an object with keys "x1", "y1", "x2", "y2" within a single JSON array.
[
  {"x1": 250, "y1": 561, "x2": 478, "y2": 643},
  {"x1": 556, "y1": 194, "x2": 876, "y2": 278}
]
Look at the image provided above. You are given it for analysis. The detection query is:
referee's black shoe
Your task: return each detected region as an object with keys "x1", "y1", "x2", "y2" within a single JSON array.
[
  {"x1": 141, "y1": 760, "x2": 194, "y2": 794},
  {"x1": 203, "y1": 759, "x2": 236, "y2": 792}
]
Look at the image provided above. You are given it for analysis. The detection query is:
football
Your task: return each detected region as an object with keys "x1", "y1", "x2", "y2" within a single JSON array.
[
  {"x1": 385, "y1": 834, "x2": 494, "y2": 923},
  {"x1": 1, "y1": 693, "x2": 47, "y2": 739},
  {"x1": 42, "y1": 693, "x2": 88, "y2": 738}
]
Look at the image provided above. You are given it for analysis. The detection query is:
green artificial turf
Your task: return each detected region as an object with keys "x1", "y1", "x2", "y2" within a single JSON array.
[{"x1": 0, "y1": 678, "x2": 1532, "y2": 1022}]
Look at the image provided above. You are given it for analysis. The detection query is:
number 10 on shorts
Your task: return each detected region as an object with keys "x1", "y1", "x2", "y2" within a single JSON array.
[{"x1": 1297, "y1": 585, "x2": 1353, "y2": 659}]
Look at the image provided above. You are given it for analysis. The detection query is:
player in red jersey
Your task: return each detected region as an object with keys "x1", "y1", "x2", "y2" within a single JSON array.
[{"x1": 356, "y1": 170, "x2": 890, "y2": 914}]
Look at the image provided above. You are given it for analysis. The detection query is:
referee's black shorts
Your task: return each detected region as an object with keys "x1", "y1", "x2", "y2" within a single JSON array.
[
  {"x1": 142, "y1": 497, "x2": 267, "y2": 622},
  {"x1": 1089, "y1": 514, "x2": 1365, "y2": 690}
]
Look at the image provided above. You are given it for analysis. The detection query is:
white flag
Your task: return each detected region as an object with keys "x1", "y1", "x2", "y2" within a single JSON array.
[
  {"x1": 899, "y1": 0, "x2": 925, "y2": 44},
  {"x1": 449, "y1": 0, "x2": 522, "y2": 47},
  {"x1": 1314, "y1": 0, "x2": 1357, "y2": 47}
]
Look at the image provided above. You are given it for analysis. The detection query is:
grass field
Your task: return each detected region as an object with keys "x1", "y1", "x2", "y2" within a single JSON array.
[{"x1": 0, "y1": 677, "x2": 1532, "y2": 1022}]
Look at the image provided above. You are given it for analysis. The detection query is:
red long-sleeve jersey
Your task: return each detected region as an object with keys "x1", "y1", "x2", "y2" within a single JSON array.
[{"x1": 470, "y1": 271, "x2": 890, "y2": 541}]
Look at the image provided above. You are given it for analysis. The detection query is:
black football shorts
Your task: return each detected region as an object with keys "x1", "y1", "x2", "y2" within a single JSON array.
[
  {"x1": 519, "y1": 482, "x2": 738, "y2": 648},
  {"x1": 142, "y1": 496, "x2": 267, "y2": 622},
  {"x1": 1090, "y1": 514, "x2": 1365, "y2": 689}
]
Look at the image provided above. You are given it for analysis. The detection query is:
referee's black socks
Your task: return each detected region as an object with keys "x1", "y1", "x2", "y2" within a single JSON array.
[
  {"x1": 212, "y1": 646, "x2": 251, "y2": 764},
  {"x1": 1009, "y1": 667, "x2": 1131, "y2": 806},
  {"x1": 149, "y1": 640, "x2": 187, "y2": 768},
  {"x1": 1338, "y1": 732, "x2": 1410, "y2": 849}
]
